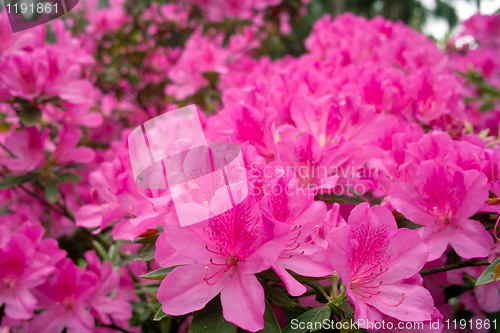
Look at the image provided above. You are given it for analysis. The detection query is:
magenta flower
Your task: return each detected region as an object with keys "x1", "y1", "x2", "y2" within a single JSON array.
[
  {"x1": 28, "y1": 258, "x2": 98, "y2": 333},
  {"x1": 260, "y1": 175, "x2": 334, "y2": 296},
  {"x1": 389, "y1": 160, "x2": 493, "y2": 260},
  {"x1": 52, "y1": 126, "x2": 95, "y2": 165},
  {"x1": 0, "y1": 127, "x2": 45, "y2": 171},
  {"x1": 156, "y1": 193, "x2": 289, "y2": 332},
  {"x1": 207, "y1": 100, "x2": 277, "y2": 160},
  {"x1": 0, "y1": 224, "x2": 64, "y2": 320},
  {"x1": 75, "y1": 147, "x2": 143, "y2": 235},
  {"x1": 41, "y1": 46, "x2": 94, "y2": 105},
  {"x1": 327, "y1": 203, "x2": 434, "y2": 325},
  {"x1": 84, "y1": 251, "x2": 133, "y2": 329},
  {"x1": 0, "y1": 51, "x2": 46, "y2": 100},
  {"x1": 276, "y1": 132, "x2": 339, "y2": 192}
]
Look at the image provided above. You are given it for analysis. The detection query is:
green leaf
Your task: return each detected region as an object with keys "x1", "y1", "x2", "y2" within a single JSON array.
[
  {"x1": 259, "y1": 299, "x2": 282, "y2": 333},
  {"x1": 139, "y1": 266, "x2": 179, "y2": 280},
  {"x1": 479, "y1": 101, "x2": 496, "y2": 113},
  {"x1": 135, "y1": 252, "x2": 155, "y2": 262},
  {"x1": 92, "y1": 240, "x2": 109, "y2": 261},
  {"x1": 189, "y1": 295, "x2": 236, "y2": 333},
  {"x1": 56, "y1": 172, "x2": 82, "y2": 183},
  {"x1": 108, "y1": 241, "x2": 121, "y2": 263},
  {"x1": 477, "y1": 256, "x2": 500, "y2": 285},
  {"x1": 262, "y1": 283, "x2": 295, "y2": 307},
  {"x1": 135, "y1": 243, "x2": 156, "y2": 262},
  {"x1": 44, "y1": 178, "x2": 59, "y2": 203},
  {"x1": 18, "y1": 104, "x2": 42, "y2": 127},
  {"x1": 97, "y1": 0, "x2": 109, "y2": 8},
  {"x1": 304, "y1": 281, "x2": 326, "y2": 297},
  {"x1": 153, "y1": 307, "x2": 168, "y2": 321},
  {"x1": 314, "y1": 194, "x2": 365, "y2": 205},
  {"x1": 0, "y1": 173, "x2": 39, "y2": 189},
  {"x1": 45, "y1": 24, "x2": 56, "y2": 44},
  {"x1": 134, "y1": 234, "x2": 159, "y2": 244},
  {"x1": 282, "y1": 305, "x2": 331, "y2": 333}
]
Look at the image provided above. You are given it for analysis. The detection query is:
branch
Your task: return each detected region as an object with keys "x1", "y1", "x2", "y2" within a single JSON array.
[
  {"x1": 0, "y1": 142, "x2": 17, "y2": 158},
  {"x1": 420, "y1": 258, "x2": 489, "y2": 276}
]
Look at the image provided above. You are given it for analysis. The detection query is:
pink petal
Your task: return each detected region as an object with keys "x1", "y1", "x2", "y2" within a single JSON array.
[
  {"x1": 278, "y1": 244, "x2": 333, "y2": 277},
  {"x1": 389, "y1": 181, "x2": 435, "y2": 226},
  {"x1": 75, "y1": 205, "x2": 106, "y2": 228},
  {"x1": 241, "y1": 216, "x2": 289, "y2": 274},
  {"x1": 154, "y1": 232, "x2": 193, "y2": 267},
  {"x1": 221, "y1": 272, "x2": 265, "y2": 332},
  {"x1": 366, "y1": 283, "x2": 434, "y2": 322},
  {"x1": 27, "y1": 310, "x2": 67, "y2": 333},
  {"x1": 381, "y1": 228, "x2": 429, "y2": 284},
  {"x1": 272, "y1": 264, "x2": 307, "y2": 297},
  {"x1": 58, "y1": 80, "x2": 93, "y2": 104},
  {"x1": 327, "y1": 225, "x2": 353, "y2": 285},
  {"x1": 419, "y1": 225, "x2": 452, "y2": 261},
  {"x1": 453, "y1": 170, "x2": 488, "y2": 221},
  {"x1": 4, "y1": 288, "x2": 37, "y2": 319},
  {"x1": 158, "y1": 264, "x2": 227, "y2": 316},
  {"x1": 348, "y1": 203, "x2": 398, "y2": 235},
  {"x1": 449, "y1": 219, "x2": 494, "y2": 259},
  {"x1": 475, "y1": 282, "x2": 500, "y2": 313}
]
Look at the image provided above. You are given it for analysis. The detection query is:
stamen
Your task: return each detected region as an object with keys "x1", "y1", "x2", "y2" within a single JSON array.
[
  {"x1": 204, "y1": 266, "x2": 227, "y2": 286},
  {"x1": 279, "y1": 254, "x2": 294, "y2": 259},
  {"x1": 205, "y1": 245, "x2": 222, "y2": 254},
  {"x1": 90, "y1": 188, "x2": 98, "y2": 205},
  {"x1": 374, "y1": 292, "x2": 405, "y2": 307},
  {"x1": 210, "y1": 258, "x2": 228, "y2": 266},
  {"x1": 136, "y1": 184, "x2": 151, "y2": 200},
  {"x1": 473, "y1": 153, "x2": 483, "y2": 171},
  {"x1": 129, "y1": 206, "x2": 134, "y2": 219},
  {"x1": 297, "y1": 225, "x2": 320, "y2": 248}
]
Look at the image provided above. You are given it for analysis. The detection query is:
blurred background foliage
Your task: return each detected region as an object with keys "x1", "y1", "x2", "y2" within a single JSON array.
[{"x1": 273, "y1": 0, "x2": 498, "y2": 57}]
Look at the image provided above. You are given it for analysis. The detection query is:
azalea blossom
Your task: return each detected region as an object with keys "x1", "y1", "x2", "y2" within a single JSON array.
[
  {"x1": 156, "y1": 193, "x2": 289, "y2": 332},
  {"x1": 389, "y1": 160, "x2": 493, "y2": 260},
  {"x1": 327, "y1": 203, "x2": 434, "y2": 325}
]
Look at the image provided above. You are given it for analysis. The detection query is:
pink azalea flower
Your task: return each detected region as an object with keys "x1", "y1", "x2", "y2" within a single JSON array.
[
  {"x1": 276, "y1": 132, "x2": 339, "y2": 192},
  {"x1": 388, "y1": 160, "x2": 493, "y2": 260},
  {"x1": 0, "y1": 51, "x2": 47, "y2": 100},
  {"x1": 75, "y1": 147, "x2": 143, "y2": 235},
  {"x1": 207, "y1": 101, "x2": 277, "y2": 160},
  {"x1": 52, "y1": 126, "x2": 95, "y2": 165},
  {"x1": 0, "y1": 127, "x2": 45, "y2": 171},
  {"x1": 41, "y1": 46, "x2": 94, "y2": 105},
  {"x1": 156, "y1": 194, "x2": 289, "y2": 332},
  {"x1": 0, "y1": 224, "x2": 64, "y2": 320},
  {"x1": 0, "y1": 11, "x2": 44, "y2": 55},
  {"x1": 327, "y1": 203, "x2": 434, "y2": 326},
  {"x1": 44, "y1": 102, "x2": 104, "y2": 129},
  {"x1": 315, "y1": 203, "x2": 346, "y2": 249},
  {"x1": 28, "y1": 258, "x2": 98, "y2": 333},
  {"x1": 260, "y1": 175, "x2": 334, "y2": 296},
  {"x1": 84, "y1": 251, "x2": 133, "y2": 328}
]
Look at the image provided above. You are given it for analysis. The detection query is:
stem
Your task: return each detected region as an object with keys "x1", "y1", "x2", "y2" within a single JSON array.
[
  {"x1": 330, "y1": 274, "x2": 338, "y2": 300},
  {"x1": 0, "y1": 175, "x2": 68, "y2": 217},
  {"x1": 0, "y1": 142, "x2": 17, "y2": 158},
  {"x1": 335, "y1": 292, "x2": 347, "y2": 306},
  {"x1": 420, "y1": 258, "x2": 489, "y2": 276}
]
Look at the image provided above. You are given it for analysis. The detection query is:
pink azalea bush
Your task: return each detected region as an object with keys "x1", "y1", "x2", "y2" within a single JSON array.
[{"x1": 1, "y1": 1, "x2": 500, "y2": 332}]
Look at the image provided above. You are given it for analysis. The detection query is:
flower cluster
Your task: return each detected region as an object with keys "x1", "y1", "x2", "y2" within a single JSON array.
[{"x1": 1, "y1": 1, "x2": 500, "y2": 332}]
